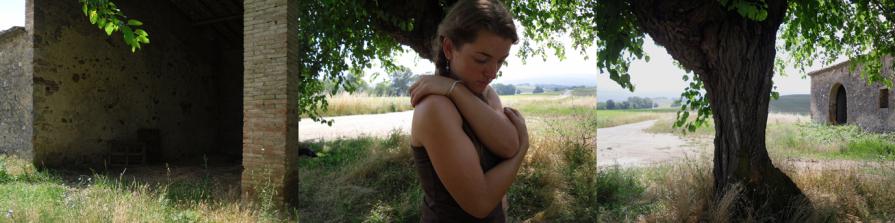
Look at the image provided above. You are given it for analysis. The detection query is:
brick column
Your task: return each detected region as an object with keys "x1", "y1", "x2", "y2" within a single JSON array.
[{"x1": 242, "y1": 0, "x2": 299, "y2": 207}]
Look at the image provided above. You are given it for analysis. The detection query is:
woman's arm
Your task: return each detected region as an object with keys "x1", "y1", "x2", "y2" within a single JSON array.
[
  {"x1": 410, "y1": 75, "x2": 520, "y2": 158},
  {"x1": 412, "y1": 96, "x2": 529, "y2": 218}
]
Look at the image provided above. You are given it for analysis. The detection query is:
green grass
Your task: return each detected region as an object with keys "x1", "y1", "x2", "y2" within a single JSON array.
[
  {"x1": 596, "y1": 109, "x2": 673, "y2": 128},
  {"x1": 0, "y1": 155, "x2": 291, "y2": 222},
  {"x1": 636, "y1": 111, "x2": 895, "y2": 161},
  {"x1": 298, "y1": 131, "x2": 422, "y2": 223},
  {"x1": 596, "y1": 166, "x2": 655, "y2": 222},
  {"x1": 769, "y1": 123, "x2": 895, "y2": 161}
]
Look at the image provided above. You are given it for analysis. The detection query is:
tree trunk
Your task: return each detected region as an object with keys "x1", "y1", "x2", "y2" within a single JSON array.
[{"x1": 631, "y1": 0, "x2": 812, "y2": 220}]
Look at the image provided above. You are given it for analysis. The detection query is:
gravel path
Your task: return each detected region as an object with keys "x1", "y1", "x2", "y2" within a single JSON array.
[
  {"x1": 299, "y1": 110, "x2": 414, "y2": 142},
  {"x1": 597, "y1": 119, "x2": 703, "y2": 167}
]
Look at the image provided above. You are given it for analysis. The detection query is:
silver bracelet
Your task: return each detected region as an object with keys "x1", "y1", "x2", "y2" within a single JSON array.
[{"x1": 447, "y1": 80, "x2": 461, "y2": 96}]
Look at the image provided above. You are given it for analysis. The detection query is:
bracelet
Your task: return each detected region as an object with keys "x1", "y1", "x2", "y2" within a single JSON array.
[{"x1": 446, "y1": 80, "x2": 461, "y2": 96}]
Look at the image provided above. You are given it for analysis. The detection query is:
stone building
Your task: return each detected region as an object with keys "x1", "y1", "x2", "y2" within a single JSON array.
[
  {"x1": 0, "y1": 0, "x2": 299, "y2": 205},
  {"x1": 809, "y1": 57, "x2": 895, "y2": 132}
]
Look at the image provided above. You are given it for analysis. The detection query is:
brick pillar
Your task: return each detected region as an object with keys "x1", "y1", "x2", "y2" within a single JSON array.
[{"x1": 242, "y1": 0, "x2": 299, "y2": 207}]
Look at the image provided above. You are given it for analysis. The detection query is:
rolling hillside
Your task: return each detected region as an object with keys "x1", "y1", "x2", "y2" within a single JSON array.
[{"x1": 769, "y1": 94, "x2": 810, "y2": 115}]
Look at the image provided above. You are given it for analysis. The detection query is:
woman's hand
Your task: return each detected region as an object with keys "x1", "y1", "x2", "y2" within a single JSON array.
[
  {"x1": 409, "y1": 75, "x2": 460, "y2": 106},
  {"x1": 503, "y1": 107, "x2": 529, "y2": 158}
]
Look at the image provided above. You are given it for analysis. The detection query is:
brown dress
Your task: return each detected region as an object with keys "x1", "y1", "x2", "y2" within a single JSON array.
[{"x1": 412, "y1": 101, "x2": 507, "y2": 222}]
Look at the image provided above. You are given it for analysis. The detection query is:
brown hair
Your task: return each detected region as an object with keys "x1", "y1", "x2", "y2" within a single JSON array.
[{"x1": 433, "y1": 0, "x2": 519, "y2": 77}]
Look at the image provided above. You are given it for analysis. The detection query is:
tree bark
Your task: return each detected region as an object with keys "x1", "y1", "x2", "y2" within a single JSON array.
[{"x1": 630, "y1": 0, "x2": 812, "y2": 220}]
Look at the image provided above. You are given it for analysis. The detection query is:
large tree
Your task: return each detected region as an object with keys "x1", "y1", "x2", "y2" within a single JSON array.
[
  {"x1": 87, "y1": 0, "x2": 894, "y2": 220},
  {"x1": 593, "y1": 1, "x2": 894, "y2": 220},
  {"x1": 321, "y1": 0, "x2": 894, "y2": 220}
]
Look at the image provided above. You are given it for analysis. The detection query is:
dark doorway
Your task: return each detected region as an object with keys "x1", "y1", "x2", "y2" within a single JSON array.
[{"x1": 830, "y1": 84, "x2": 847, "y2": 125}]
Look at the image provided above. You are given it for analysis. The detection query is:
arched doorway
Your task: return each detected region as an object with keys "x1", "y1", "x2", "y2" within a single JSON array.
[{"x1": 829, "y1": 83, "x2": 847, "y2": 125}]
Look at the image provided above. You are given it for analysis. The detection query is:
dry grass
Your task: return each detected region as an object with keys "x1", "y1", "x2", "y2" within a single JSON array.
[
  {"x1": 318, "y1": 92, "x2": 412, "y2": 117},
  {"x1": 298, "y1": 95, "x2": 599, "y2": 222},
  {"x1": 600, "y1": 112, "x2": 895, "y2": 222},
  {"x1": 600, "y1": 155, "x2": 895, "y2": 222}
]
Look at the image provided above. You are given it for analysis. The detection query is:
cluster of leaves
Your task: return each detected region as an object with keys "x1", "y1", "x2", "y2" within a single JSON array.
[
  {"x1": 782, "y1": 0, "x2": 895, "y2": 88},
  {"x1": 297, "y1": 0, "x2": 410, "y2": 125},
  {"x1": 79, "y1": 0, "x2": 149, "y2": 52},
  {"x1": 589, "y1": 1, "x2": 646, "y2": 92},
  {"x1": 673, "y1": 72, "x2": 712, "y2": 132}
]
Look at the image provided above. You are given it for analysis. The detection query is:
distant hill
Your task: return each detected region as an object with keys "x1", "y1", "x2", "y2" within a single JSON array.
[
  {"x1": 651, "y1": 97, "x2": 674, "y2": 108},
  {"x1": 512, "y1": 83, "x2": 595, "y2": 95},
  {"x1": 769, "y1": 94, "x2": 810, "y2": 115}
]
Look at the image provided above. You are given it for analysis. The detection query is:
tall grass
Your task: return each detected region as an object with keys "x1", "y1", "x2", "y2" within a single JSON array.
[
  {"x1": 598, "y1": 156, "x2": 895, "y2": 222},
  {"x1": 298, "y1": 94, "x2": 599, "y2": 221},
  {"x1": 315, "y1": 92, "x2": 412, "y2": 117},
  {"x1": 0, "y1": 155, "x2": 290, "y2": 222},
  {"x1": 599, "y1": 112, "x2": 895, "y2": 222}
]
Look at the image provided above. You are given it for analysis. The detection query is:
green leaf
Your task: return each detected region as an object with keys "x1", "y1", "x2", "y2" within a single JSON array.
[
  {"x1": 138, "y1": 36, "x2": 150, "y2": 44},
  {"x1": 82, "y1": 4, "x2": 88, "y2": 16},
  {"x1": 104, "y1": 22, "x2": 115, "y2": 36},
  {"x1": 122, "y1": 25, "x2": 135, "y2": 46},
  {"x1": 134, "y1": 29, "x2": 147, "y2": 37},
  {"x1": 127, "y1": 19, "x2": 143, "y2": 26},
  {"x1": 89, "y1": 10, "x2": 98, "y2": 24}
]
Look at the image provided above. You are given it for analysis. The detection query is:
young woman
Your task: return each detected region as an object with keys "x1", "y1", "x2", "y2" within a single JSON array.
[{"x1": 409, "y1": 0, "x2": 529, "y2": 222}]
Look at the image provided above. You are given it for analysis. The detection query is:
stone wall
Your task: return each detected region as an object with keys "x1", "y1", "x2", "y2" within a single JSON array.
[
  {"x1": 810, "y1": 57, "x2": 895, "y2": 132},
  {"x1": 0, "y1": 27, "x2": 32, "y2": 158},
  {"x1": 28, "y1": 0, "x2": 243, "y2": 168}
]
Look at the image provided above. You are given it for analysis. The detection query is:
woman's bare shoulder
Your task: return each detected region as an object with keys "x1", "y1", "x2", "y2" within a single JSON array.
[
  {"x1": 411, "y1": 95, "x2": 462, "y2": 145},
  {"x1": 413, "y1": 95, "x2": 459, "y2": 119}
]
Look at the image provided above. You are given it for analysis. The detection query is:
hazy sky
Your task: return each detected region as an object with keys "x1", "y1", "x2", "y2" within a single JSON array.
[
  {"x1": 0, "y1": 1, "x2": 24, "y2": 31},
  {"x1": 1, "y1": 0, "x2": 838, "y2": 100}
]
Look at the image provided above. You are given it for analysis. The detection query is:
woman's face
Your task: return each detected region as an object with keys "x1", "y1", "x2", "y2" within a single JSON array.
[{"x1": 444, "y1": 30, "x2": 513, "y2": 94}]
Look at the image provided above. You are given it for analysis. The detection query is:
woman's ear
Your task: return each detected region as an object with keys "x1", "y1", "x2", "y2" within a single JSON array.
[{"x1": 442, "y1": 37, "x2": 455, "y2": 61}]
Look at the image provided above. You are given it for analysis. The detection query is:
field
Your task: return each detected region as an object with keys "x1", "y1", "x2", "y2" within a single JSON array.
[
  {"x1": 312, "y1": 92, "x2": 413, "y2": 117},
  {"x1": 598, "y1": 111, "x2": 895, "y2": 222},
  {"x1": 298, "y1": 93, "x2": 599, "y2": 222},
  {"x1": 595, "y1": 109, "x2": 675, "y2": 128}
]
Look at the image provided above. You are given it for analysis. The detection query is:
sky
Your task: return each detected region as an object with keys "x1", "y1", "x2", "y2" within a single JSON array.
[
  {"x1": 0, "y1": 0, "x2": 24, "y2": 31},
  {"x1": 0, "y1": 0, "x2": 839, "y2": 102}
]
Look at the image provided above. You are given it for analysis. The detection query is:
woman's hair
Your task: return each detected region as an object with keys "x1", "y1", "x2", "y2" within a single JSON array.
[{"x1": 432, "y1": 0, "x2": 519, "y2": 77}]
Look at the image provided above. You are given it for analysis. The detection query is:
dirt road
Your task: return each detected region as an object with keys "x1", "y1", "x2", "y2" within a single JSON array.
[
  {"x1": 299, "y1": 110, "x2": 414, "y2": 141},
  {"x1": 300, "y1": 112, "x2": 703, "y2": 168},
  {"x1": 597, "y1": 119, "x2": 703, "y2": 167}
]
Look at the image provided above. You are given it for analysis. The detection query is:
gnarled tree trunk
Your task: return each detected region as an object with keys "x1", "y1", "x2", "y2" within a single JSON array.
[{"x1": 630, "y1": 0, "x2": 811, "y2": 220}]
